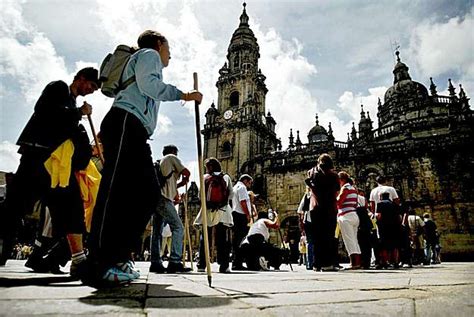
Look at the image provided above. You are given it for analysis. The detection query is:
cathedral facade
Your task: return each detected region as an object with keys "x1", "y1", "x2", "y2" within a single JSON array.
[{"x1": 202, "y1": 4, "x2": 474, "y2": 258}]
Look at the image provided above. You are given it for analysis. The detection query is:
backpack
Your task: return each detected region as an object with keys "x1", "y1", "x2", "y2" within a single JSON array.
[
  {"x1": 99, "y1": 45, "x2": 138, "y2": 98},
  {"x1": 204, "y1": 173, "x2": 229, "y2": 210},
  {"x1": 153, "y1": 160, "x2": 173, "y2": 188}
]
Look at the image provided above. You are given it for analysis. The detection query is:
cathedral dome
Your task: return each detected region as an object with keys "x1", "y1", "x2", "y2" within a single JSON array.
[
  {"x1": 384, "y1": 79, "x2": 429, "y2": 104},
  {"x1": 308, "y1": 115, "x2": 328, "y2": 143},
  {"x1": 380, "y1": 51, "x2": 429, "y2": 126}
]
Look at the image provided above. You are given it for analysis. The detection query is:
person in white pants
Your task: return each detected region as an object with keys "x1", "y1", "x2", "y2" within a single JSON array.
[{"x1": 337, "y1": 172, "x2": 361, "y2": 269}]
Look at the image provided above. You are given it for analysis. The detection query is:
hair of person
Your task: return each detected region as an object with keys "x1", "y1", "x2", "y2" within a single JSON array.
[
  {"x1": 74, "y1": 67, "x2": 100, "y2": 85},
  {"x1": 317, "y1": 153, "x2": 334, "y2": 171},
  {"x1": 204, "y1": 157, "x2": 222, "y2": 173},
  {"x1": 423, "y1": 213, "x2": 431, "y2": 219},
  {"x1": 257, "y1": 211, "x2": 268, "y2": 220},
  {"x1": 338, "y1": 171, "x2": 351, "y2": 183},
  {"x1": 376, "y1": 175, "x2": 386, "y2": 184},
  {"x1": 162, "y1": 144, "x2": 178, "y2": 156},
  {"x1": 137, "y1": 30, "x2": 167, "y2": 49},
  {"x1": 239, "y1": 174, "x2": 253, "y2": 182}
]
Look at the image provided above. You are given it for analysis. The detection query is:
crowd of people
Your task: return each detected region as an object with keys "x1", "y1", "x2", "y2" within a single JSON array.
[
  {"x1": 0, "y1": 29, "x2": 441, "y2": 288},
  {"x1": 298, "y1": 157, "x2": 441, "y2": 271}
]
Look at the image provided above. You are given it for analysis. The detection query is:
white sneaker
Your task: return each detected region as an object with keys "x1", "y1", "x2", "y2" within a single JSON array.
[
  {"x1": 117, "y1": 261, "x2": 140, "y2": 280},
  {"x1": 259, "y1": 257, "x2": 269, "y2": 271}
]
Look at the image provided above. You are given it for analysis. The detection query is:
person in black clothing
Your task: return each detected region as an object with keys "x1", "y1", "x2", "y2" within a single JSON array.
[
  {"x1": 305, "y1": 153, "x2": 340, "y2": 271},
  {"x1": 376, "y1": 192, "x2": 401, "y2": 268},
  {"x1": 0, "y1": 68, "x2": 100, "y2": 275},
  {"x1": 423, "y1": 213, "x2": 440, "y2": 264}
]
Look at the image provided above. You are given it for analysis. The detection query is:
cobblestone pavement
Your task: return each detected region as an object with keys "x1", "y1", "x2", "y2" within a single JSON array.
[{"x1": 0, "y1": 260, "x2": 473, "y2": 316}]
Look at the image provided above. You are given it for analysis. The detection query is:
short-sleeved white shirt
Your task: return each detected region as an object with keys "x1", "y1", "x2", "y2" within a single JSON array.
[
  {"x1": 248, "y1": 219, "x2": 270, "y2": 241},
  {"x1": 232, "y1": 181, "x2": 251, "y2": 215},
  {"x1": 369, "y1": 185, "x2": 399, "y2": 212}
]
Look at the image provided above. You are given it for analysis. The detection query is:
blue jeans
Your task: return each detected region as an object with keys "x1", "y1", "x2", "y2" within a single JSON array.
[{"x1": 151, "y1": 197, "x2": 184, "y2": 264}]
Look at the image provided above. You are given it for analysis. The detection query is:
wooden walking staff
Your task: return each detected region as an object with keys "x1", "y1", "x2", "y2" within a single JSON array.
[
  {"x1": 192, "y1": 72, "x2": 212, "y2": 287},
  {"x1": 182, "y1": 183, "x2": 194, "y2": 270},
  {"x1": 86, "y1": 107, "x2": 104, "y2": 165}
]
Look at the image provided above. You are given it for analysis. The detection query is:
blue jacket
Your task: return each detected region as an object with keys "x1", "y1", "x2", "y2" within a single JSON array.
[{"x1": 113, "y1": 48, "x2": 183, "y2": 136}]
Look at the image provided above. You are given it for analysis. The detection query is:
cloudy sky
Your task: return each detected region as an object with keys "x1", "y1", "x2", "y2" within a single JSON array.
[{"x1": 1, "y1": 0, "x2": 473, "y2": 179}]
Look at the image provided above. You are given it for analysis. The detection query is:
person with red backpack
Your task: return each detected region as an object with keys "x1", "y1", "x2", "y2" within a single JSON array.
[{"x1": 194, "y1": 158, "x2": 234, "y2": 273}]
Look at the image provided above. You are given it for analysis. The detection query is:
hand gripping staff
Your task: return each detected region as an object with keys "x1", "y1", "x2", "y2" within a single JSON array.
[
  {"x1": 86, "y1": 109, "x2": 104, "y2": 165},
  {"x1": 193, "y1": 73, "x2": 212, "y2": 287}
]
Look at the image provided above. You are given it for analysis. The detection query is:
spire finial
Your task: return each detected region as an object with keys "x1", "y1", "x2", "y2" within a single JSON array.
[
  {"x1": 239, "y1": 1, "x2": 249, "y2": 26},
  {"x1": 459, "y1": 84, "x2": 467, "y2": 99},
  {"x1": 378, "y1": 97, "x2": 382, "y2": 107},
  {"x1": 315, "y1": 114, "x2": 319, "y2": 126},
  {"x1": 395, "y1": 50, "x2": 401, "y2": 63},
  {"x1": 289, "y1": 128, "x2": 294, "y2": 148},
  {"x1": 360, "y1": 104, "x2": 366, "y2": 118},
  {"x1": 448, "y1": 78, "x2": 456, "y2": 97},
  {"x1": 429, "y1": 77, "x2": 438, "y2": 96}
]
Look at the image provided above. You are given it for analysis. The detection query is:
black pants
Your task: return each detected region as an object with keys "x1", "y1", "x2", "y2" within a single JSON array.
[
  {"x1": 358, "y1": 229, "x2": 372, "y2": 268},
  {"x1": 48, "y1": 172, "x2": 85, "y2": 236},
  {"x1": 231, "y1": 211, "x2": 249, "y2": 266},
  {"x1": 311, "y1": 207, "x2": 337, "y2": 269},
  {"x1": 1, "y1": 151, "x2": 50, "y2": 262},
  {"x1": 198, "y1": 223, "x2": 231, "y2": 269},
  {"x1": 88, "y1": 108, "x2": 159, "y2": 271},
  {"x1": 241, "y1": 234, "x2": 282, "y2": 270}
]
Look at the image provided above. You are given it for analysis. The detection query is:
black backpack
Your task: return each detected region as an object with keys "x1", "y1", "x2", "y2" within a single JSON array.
[{"x1": 153, "y1": 160, "x2": 173, "y2": 188}]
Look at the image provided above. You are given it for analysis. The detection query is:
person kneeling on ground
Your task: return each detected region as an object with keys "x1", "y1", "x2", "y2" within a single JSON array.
[{"x1": 240, "y1": 210, "x2": 282, "y2": 271}]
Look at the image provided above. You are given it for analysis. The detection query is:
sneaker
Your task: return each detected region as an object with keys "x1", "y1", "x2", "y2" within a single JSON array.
[
  {"x1": 149, "y1": 262, "x2": 166, "y2": 274},
  {"x1": 166, "y1": 262, "x2": 192, "y2": 274},
  {"x1": 117, "y1": 261, "x2": 140, "y2": 279},
  {"x1": 258, "y1": 257, "x2": 269, "y2": 271},
  {"x1": 102, "y1": 267, "x2": 135, "y2": 284}
]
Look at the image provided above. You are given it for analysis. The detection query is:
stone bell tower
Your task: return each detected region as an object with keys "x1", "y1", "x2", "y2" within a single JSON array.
[{"x1": 202, "y1": 2, "x2": 278, "y2": 180}]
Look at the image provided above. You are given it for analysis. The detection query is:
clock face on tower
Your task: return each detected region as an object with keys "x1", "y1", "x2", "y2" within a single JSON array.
[{"x1": 223, "y1": 109, "x2": 233, "y2": 120}]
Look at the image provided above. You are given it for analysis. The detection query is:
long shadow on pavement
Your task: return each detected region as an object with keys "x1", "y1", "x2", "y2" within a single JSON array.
[
  {"x1": 79, "y1": 283, "x2": 235, "y2": 309},
  {"x1": 0, "y1": 276, "x2": 78, "y2": 287}
]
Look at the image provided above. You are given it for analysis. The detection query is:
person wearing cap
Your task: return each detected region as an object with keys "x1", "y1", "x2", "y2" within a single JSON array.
[
  {"x1": 0, "y1": 67, "x2": 100, "y2": 274},
  {"x1": 87, "y1": 30, "x2": 202, "y2": 285},
  {"x1": 149, "y1": 144, "x2": 191, "y2": 274},
  {"x1": 231, "y1": 174, "x2": 253, "y2": 270}
]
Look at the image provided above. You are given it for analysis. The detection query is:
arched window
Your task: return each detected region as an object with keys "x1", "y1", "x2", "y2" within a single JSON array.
[
  {"x1": 233, "y1": 53, "x2": 240, "y2": 69},
  {"x1": 230, "y1": 91, "x2": 239, "y2": 108}
]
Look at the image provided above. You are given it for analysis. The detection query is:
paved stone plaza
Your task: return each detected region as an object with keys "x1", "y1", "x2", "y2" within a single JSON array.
[{"x1": 0, "y1": 260, "x2": 473, "y2": 316}]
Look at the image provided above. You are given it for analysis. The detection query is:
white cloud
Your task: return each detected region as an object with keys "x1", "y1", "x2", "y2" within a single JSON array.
[
  {"x1": 409, "y1": 8, "x2": 474, "y2": 93},
  {"x1": 0, "y1": 141, "x2": 20, "y2": 172},
  {"x1": 253, "y1": 23, "x2": 318, "y2": 146},
  {"x1": 0, "y1": 15, "x2": 68, "y2": 105},
  {"x1": 323, "y1": 86, "x2": 386, "y2": 141}
]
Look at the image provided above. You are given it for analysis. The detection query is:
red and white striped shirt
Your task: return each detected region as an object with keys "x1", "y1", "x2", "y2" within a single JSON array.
[{"x1": 337, "y1": 183, "x2": 358, "y2": 216}]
